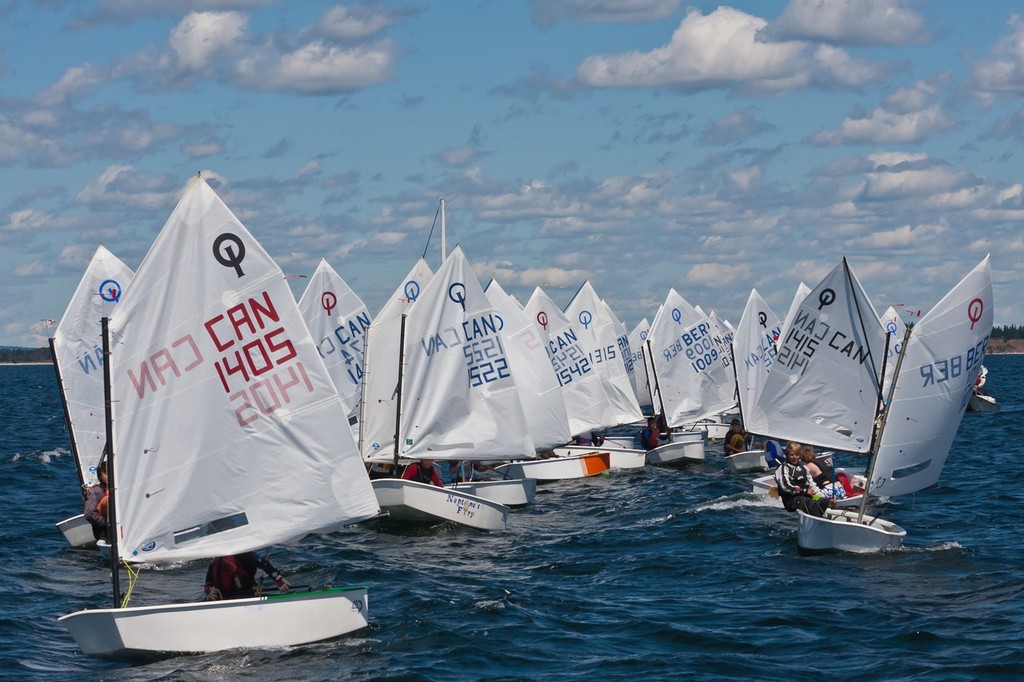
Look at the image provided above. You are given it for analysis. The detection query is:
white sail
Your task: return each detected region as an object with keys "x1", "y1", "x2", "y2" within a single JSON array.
[
  {"x1": 525, "y1": 286, "x2": 615, "y2": 436},
  {"x1": 746, "y1": 259, "x2": 885, "y2": 453},
  {"x1": 484, "y1": 279, "x2": 572, "y2": 450},
  {"x1": 733, "y1": 289, "x2": 781, "y2": 421},
  {"x1": 564, "y1": 282, "x2": 643, "y2": 426},
  {"x1": 879, "y1": 305, "x2": 906, "y2": 395},
  {"x1": 627, "y1": 318, "x2": 654, "y2": 412},
  {"x1": 51, "y1": 246, "x2": 134, "y2": 487},
  {"x1": 604, "y1": 302, "x2": 638, "y2": 402},
  {"x1": 108, "y1": 177, "x2": 379, "y2": 564},
  {"x1": 778, "y1": 281, "x2": 811, "y2": 342},
  {"x1": 297, "y1": 259, "x2": 372, "y2": 431},
  {"x1": 647, "y1": 289, "x2": 735, "y2": 426},
  {"x1": 870, "y1": 256, "x2": 993, "y2": 497},
  {"x1": 359, "y1": 258, "x2": 434, "y2": 460},
  {"x1": 707, "y1": 310, "x2": 738, "y2": 405},
  {"x1": 400, "y1": 246, "x2": 534, "y2": 459}
]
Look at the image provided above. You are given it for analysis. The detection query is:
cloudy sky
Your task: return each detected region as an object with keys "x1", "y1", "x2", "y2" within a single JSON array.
[{"x1": 1, "y1": 0, "x2": 1020, "y2": 347}]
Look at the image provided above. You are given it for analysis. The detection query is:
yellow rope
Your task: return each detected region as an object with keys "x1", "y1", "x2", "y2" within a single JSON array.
[{"x1": 120, "y1": 560, "x2": 139, "y2": 609}]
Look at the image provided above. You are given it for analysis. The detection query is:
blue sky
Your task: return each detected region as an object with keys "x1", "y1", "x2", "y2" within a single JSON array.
[{"x1": 2, "y1": 0, "x2": 1021, "y2": 347}]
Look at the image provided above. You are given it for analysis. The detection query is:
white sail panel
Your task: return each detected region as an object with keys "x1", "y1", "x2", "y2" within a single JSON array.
[
  {"x1": 108, "y1": 177, "x2": 379, "y2": 564},
  {"x1": 778, "y1": 282, "x2": 811, "y2": 342},
  {"x1": 400, "y1": 246, "x2": 534, "y2": 459},
  {"x1": 51, "y1": 246, "x2": 134, "y2": 487},
  {"x1": 707, "y1": 310, "x2": 738, "y2": 407},
  {"x1": 879, "y1": 305, "x2": 906, "y2": 396},
  {"x1": 564, "y1": 282, "x2": 643, "y2": 427},
  {"x1": 628, "y1": 318, "x2": 654, "y2": 412},
  {"x1": 485, "y1": 279, "x2": 572, "y2": 451},
  {"x1": 297, "y1": 259, "x2": 371, "y2": 428},
  {"x1": 647, "y1": 289, "x2": 735, "y2": 426},
  {"x1": 525, "y1": 287, "x2": 615, "y2": 436},
  {"x1": 359, "y1": 259, "x2": 433, "y2": 460},
  {"x1": 747, "y1": 260, "x2": 884, "y2": 452},
  {"x1": 733, "y1": 288, "x2": 780, "y2": 422},
  {"x1": 870, "y1": 256, "x2": 993, "y2": 497}
]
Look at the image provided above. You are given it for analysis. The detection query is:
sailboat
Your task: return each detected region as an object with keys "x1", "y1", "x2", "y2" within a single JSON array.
[
  {"x1": 360, "y1": 257, "x2": 434, "y2": 464},
  {"x1": 642, "y1": 289, "x2": 737, "y2": 465},
  {"x1": 724, "y1": 288, "x2": 781, "y2": 474},
  {"x1": 297, "y1": 258, "x2": 372, "y2": 439},
  {"x1": 797, "y1": 256, "x2": 993, "y2": 552},
  {"x1": 51, "y1": 246, "x2": 134, "y2": 547},
  {"x1": 555, "y1": 281, "x2": 647, "y2": 469},
  {"x1": 364, "y1": 246, "x2": 533, "y2": 530},
  {"x1": 59, "y1": 176, "x2": 381, "y2": 657},
  {"x1": 627, "y1": 317, "x2": 654, "y2": 414},
  {"x1": 967, "y1": 365, "x2": 999, "y2": 413},
  {"x1": 499, "y1": 286, "x2": 613, "y2": 480},
  {"x1": 745, "y1": 259, "x2": 885, "y2": 514}
]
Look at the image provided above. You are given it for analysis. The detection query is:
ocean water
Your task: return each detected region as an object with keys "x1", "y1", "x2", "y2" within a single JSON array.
[{"x1": 2, "y1": 356, "x2": 1023, "y2": 681}]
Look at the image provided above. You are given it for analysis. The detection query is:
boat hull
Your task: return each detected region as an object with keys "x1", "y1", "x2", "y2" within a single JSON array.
[
  {"x1": 551, "y1": 446, "x2": 646, "y2": 470},
  {"x1": 494, "y1": 452, "x2": 610, "y2": 481},
  {"x1": 797, "y1": 509, "x2": 906, "y2": 553},
  {"x1": 59, "y1": 587, "x2": 368, "y2": 658},
  {"x1": 56, "y1": 513, "x2": 96, "y2": 548},
  {"x1": 967, "y1": 393, "x2": 1000, "y2": 413},
  {"x1": 372, "y1": 478, "x2": 509, "y2": 530},
  {"x1": 725, "y1": 449, "x2": 767, "y2": 473},
  {"x1": 645, "y1": 438, "x2": 705, "y2": 465},
  {"x1": 448, "y1": 477, "x2": 537, "y2": 506}
]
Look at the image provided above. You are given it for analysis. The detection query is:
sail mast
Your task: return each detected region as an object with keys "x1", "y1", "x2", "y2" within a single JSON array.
[
  {"x1": 101, "y1": 317, "x2": 122, "y2": 608},
  {"x1": 439, "y1": 198, "x2": 446, "y2": 264},
  {"x1": 49, "y1": 338, "x2": 87, "y2": 494},
  {"x1": 856, "y1": 323, "x2": 913, "y2": 523},
  {"x1": 646, "y1": 338, "x2": 669, "y2": 426},
  {"x1": 391, "y1": 313, "x2": 408, "y2": 475}
]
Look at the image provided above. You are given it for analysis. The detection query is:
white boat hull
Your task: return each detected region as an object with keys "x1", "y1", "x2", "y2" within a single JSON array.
[
  {"x1": 448, "y1": 477, "x2": 537, "y2": 506},
  {"x1": 797, "y1": 509, "x2": 906, "y2": 553},
  {"x1": 725, "y1": 449, "x2": 767, "y2": 473},
  {"x1": 645, "y1": 439, "x2": 704, "y2": 465},
  {"x1": 686, "y1": 420, "x2": 729, "y2": 441},
  {"x1": 967, "y1": 393, "x2": 1000, "y2": 413},
  {"x1": 551, "y1": 446, "x2": 646, "y2": 470},
  {"x1": 56, "y1": 513, "x2": 96, "y2": 548},
  {"x1": 59, "y1": 587, "x2": 368, "y2": 658},
  {"x1": 494, "y1": 452, "x2": 610, "y2": 481},
  {"x1": 372, "y1": 478, "x2": 509, "y2": 531}
]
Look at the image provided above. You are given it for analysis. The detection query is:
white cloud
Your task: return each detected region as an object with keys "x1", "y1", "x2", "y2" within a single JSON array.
[
  {"x1": 531, "y1": 0, "x2": 681, "y2": 27},
  {"x1": 169, "y1": 11, "x2": 247, "y2": 74},
  {"x1": 74, "y1": 165, "x2": 179, "y2": 210},
  {"x1": 970, "y1": 15, "x2": 1024, "y2": 97},
  {"x1": 763, "y1": 0, "x2": 925, "y2": 46},
  {"x1": 810, "y1": 105, "x2": 954, "y2": 145},
  {"x1": 233, "y1": 40, "x2": 398, "y2": 94},
  {"x1": 687, "y1": 261, "x2": 749, "y2": 287},
  {"x1": 848, "y1": 222, "x2": 949, "y2": 249},
  {"x1": 576, "y1": 6, "x2": 888, "y2": 94},
  {"x1": 314, "y1": 5, "x2": 403, "y2": 41},
  {"x1": 437, "y1": 147, "x2": 479, "y2": 168},
  {"x1": 33, "y1": 64, "x2": 107, "y2": 107}
]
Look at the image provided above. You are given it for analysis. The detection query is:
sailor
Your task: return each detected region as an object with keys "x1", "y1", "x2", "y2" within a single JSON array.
[
  {"x1": 401, "y1": 458, "x2": 444, "y2": 487},
  {"x1": 204, "y1": 552, "x2": 290, "y2": 600},
  {"x1": 83, "y1": 458, "x2": 109, "y2": 542},
  {"x1": 773, "y1": 442, "x2": 833, "y2": 517}
]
